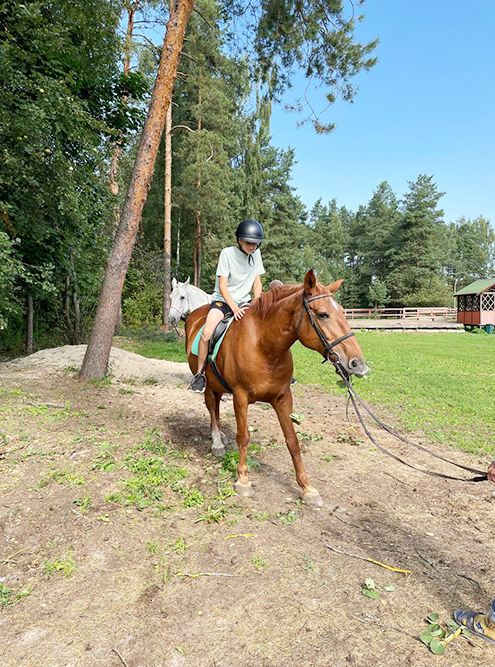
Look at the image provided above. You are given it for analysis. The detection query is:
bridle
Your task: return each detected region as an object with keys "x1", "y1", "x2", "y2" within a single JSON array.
[{"x1": 297, "y1": 290, "x2": 355, "y2": 366}]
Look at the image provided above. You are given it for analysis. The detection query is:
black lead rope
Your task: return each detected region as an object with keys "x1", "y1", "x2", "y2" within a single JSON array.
[{"x1": 335, "y1": 364, "x2": 487, "y2": 483}]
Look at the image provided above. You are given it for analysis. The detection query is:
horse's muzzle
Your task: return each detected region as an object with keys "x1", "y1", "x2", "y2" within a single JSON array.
[{"x1": 348, "y1": 357, "x2": 369, "y2": 377}]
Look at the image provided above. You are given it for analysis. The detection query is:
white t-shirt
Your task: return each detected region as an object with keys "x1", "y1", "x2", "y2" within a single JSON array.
[{"x1": 211, "y1": 246, "x2": 265, "y2": 306}]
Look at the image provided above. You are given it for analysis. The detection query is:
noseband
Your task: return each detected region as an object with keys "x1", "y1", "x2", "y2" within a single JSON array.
[
  {"x1": 297, "y1": 291, "x2": 355, "y2": 365},
  {"x1": 169, "y1": 293, "x2": 190, "y2": 322}
]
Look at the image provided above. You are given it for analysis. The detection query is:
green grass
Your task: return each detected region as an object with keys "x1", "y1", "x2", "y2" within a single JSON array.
[
  {"x1": 292, "y1": 333, "x2": 495, "y2": 456},
  {"x1": 114, "y1": 332, "x2": 186, "y2": 363}
]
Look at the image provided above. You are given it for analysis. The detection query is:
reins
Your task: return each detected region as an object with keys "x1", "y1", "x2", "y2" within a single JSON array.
[{"x1": 298, "y1": 290, "x2": 488, "y2": 483}]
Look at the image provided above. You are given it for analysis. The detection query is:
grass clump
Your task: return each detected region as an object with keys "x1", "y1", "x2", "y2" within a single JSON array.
[
  {"x1": 43, "y1": 549, "x2": 76, "y2": 578},
  {"x1": 109, "y1": 452, "x2": 188, "y2": 510},
  {"x1": 0, "y1": 583, "x2": 32, "y2": 610},
  {"x1": 220, "y1": 450, "x2": 260, "y2": 477}
]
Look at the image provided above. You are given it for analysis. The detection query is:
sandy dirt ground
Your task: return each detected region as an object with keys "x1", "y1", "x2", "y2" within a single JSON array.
[{"x1": 1, "y1": 345, "x2": 494, "y2": 667}]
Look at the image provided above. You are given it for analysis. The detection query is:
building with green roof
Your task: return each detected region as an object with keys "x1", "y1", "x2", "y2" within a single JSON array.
[{"x1": 454, "y1": 279, "x2": 495, "y2": 329}]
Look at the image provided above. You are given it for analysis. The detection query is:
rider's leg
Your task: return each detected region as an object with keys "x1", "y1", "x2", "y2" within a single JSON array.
[
  {"x1": 190, "y1": 308, "x2": 224, "y2": 392},
  {"x1": 198, "y1": 308, "x2": 224, "y2": 370}
]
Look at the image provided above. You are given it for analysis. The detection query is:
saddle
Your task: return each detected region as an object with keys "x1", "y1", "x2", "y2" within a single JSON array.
[{"x1": 191, "y1": 314, "x2": 235, "y2": 392}]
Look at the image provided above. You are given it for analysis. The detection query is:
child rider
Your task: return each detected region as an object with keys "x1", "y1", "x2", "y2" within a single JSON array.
[{"x1": 189, "y1": 219, "x2": 265, "y2": 393}]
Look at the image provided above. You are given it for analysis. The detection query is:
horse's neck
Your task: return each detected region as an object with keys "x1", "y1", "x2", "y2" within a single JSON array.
[
  {"x1": 188, "y1": 285, "x2": 210, "y2": 309},
  {"x1": 257, "y1": 289, "x2": 303, "y2": 356}
]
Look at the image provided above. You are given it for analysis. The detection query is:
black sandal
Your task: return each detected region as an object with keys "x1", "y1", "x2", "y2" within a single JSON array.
[{"x1": 454, "y1": 608, "x2": 495, "y2": 645}]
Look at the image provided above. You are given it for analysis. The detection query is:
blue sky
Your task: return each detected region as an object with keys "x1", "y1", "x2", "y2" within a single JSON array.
[{"x1": 269, "y1": 0, "x2": 495, "y2": 224}]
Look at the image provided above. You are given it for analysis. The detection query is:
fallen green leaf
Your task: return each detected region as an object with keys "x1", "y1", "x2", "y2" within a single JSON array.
[
  {"x1": 362, "y1": 588, "x2": 380, "y2": 600},
  {"x1": 420, "y1": 631, "x2": 432, "y2": 646},
  {"x1": 290, "y1": 413, "x2": 305, "y2": 425},
  {"x1": 429, "y1": 638, "x2": 445, "y2": 655}
]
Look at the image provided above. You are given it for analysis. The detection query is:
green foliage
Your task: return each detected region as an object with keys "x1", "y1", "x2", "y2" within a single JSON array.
[
  {"x1": 0, "y1": 0, "x2": 147, "y2": 350},
  {"x1": 117, "y1": 453, "x2": 189, "y2": 510},
  {"x1": 361, "y1": 577, "x2": 380, "y2": 599},
  {"x1": 43, "y1": 548, "x2": 76, "y2": 578},
  {"x1": 220, "y1": 450, "x2": 260, "y2": 476},
  {"x1": 419, "y1": 613, "x2": 470, "y2": 655},
  {"x1": 251, "y1": 0, "x2": 378, "y2": 131},
  {"x1": 0, "y1": 233, "x2": 24, "y2": 330},
  {"x1": 387, "y1": 175, "x2": 449, "y2": 306},
  {"x1": 450, "y1": 216, "x2": 495, "y2": 286},
  {"x1": 0, "y1": 582, "x2": 32, "y2": 609}
]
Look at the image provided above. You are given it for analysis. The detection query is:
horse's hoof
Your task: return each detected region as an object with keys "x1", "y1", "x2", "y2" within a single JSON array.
[
  {"x1": 234, "y1": 481, "x2": 254, "y2": 498},
  {"x1": 302, "y1": 490, "x2": 323, "y2": 507},
  {"x1": 220, "y1": 432, "x2": 229, "y2": 446},
  {"x1": 211, "y1": 445, "x2": 225, "y2": 458}
]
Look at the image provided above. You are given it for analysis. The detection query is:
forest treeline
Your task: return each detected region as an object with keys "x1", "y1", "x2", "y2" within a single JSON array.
[{"x1": 1, "y1": 0, "x2": 494, "y2": 352}]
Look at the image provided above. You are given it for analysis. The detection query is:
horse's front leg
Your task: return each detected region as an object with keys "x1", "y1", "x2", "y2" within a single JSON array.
[
  {"x1": 215, "y1": 390, "x2": 229, "y2": 447},
  {"x1": 272, "y1": 391, "x2": 323, "y2": 507},
  {"x1": 233, "y1": 391, "x2": 254, "y2": 497},
  {"x1": 205, "y1": 388, "x2": 225, "y2": 457}
]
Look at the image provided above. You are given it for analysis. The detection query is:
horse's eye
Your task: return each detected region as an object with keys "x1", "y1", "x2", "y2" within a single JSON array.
[{"x1": 317, "y1": 312, "x2": 329, "y2": 320}]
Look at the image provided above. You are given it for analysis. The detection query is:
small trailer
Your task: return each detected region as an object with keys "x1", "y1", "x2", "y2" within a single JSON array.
[{"x1": 455, "y1": 279, "x2": 495, "y2": 332}]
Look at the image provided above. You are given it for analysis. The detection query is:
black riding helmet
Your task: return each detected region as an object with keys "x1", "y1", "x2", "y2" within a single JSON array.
[{"x1": 236, "y1": 219, "x2": 264, "y2": 245}]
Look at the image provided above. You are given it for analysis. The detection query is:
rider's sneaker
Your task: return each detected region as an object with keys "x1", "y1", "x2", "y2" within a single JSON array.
[
  {"x1": 189, "y1": 372, "x2": 206, "y2": 393},
  {"x1": 454, "y1": 607, "x2": 495, "y2": 645}
]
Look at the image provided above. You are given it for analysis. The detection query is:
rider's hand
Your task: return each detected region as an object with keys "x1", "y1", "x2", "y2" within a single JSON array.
[
  {"x1": 488, "y1": 461, "x2": 495, "y2": 483},
  {"x1": 233, "y1": 306, "x2": 246, "y2": 321}
]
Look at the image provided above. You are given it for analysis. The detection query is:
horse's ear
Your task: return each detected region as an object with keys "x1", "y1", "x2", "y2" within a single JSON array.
[
  {"x1": 304, "y1": 269, "x2": 317, "y2": 293},
  {"x1": 327, "y1": 279, "x2": 344, "y2": 294},
  {"x1": 185, "y1": 277, "x2": 190, "y2": 286},
  {"x1": 172, "y1": 277, "x2": 177, "y2": 289}
]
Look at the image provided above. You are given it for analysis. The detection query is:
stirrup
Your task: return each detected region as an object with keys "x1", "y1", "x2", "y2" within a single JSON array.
[{"x1": 189, "y1": 372, "x2": 206, "y2": 393}]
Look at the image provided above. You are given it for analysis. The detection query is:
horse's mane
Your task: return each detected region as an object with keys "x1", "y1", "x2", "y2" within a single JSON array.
[{"x1": 250, "y1": 284, "x2": 302, "y2": 320}]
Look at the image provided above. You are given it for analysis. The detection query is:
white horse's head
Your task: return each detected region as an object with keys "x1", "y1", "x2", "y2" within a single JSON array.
[{"x1": 168, "y1": 277, "x2": 191, "y2": 326}]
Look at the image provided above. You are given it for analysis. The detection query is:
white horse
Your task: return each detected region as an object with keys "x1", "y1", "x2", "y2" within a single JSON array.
[{"x1": 168, "y1": 277, "x2": 211, "y2": 327}]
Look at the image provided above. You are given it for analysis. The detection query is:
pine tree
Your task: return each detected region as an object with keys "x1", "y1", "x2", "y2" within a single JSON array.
[
  {"x1": 452, "y1": 216, "x2": 495, "y2": 285},
  {"x1": 387, "y1": 175, "x2": 450, "y2": 306}
]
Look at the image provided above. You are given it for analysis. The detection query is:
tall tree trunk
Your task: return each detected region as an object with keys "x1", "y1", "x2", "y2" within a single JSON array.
[
  {"x1": 26, "y1": 294, "x2": 33, "y2": 355},
  {"x1": 69, "y1": 249, "x2": 81, "y2": 344},
  {"x1": 162, "y1": 99, "x2": 173, "y2": 326},
  {"x1": 193, "y1": 207, "x2": 201, "y2": 286},
  {"x1": 193, "y1": 84, "x2": 202, "y2": 287},
  {"x1": 80, "y1": 0, "x2": 195, "y2": 380},
  {"x1": 176, "y1": 222, "x2": 180, "y2": 266},
  {"x1": 65, "y1": 275, "x2": 73, "y2": 333}
]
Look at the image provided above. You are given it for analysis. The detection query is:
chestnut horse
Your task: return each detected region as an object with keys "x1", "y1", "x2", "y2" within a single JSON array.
[{"x1": 185, "y1": 270, "x2": 368, "y2": 506}]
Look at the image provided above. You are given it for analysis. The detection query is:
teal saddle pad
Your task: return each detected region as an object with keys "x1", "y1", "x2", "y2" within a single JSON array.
[{"x1": 191, "y1": 318, "x2": 234, "y2": 361}]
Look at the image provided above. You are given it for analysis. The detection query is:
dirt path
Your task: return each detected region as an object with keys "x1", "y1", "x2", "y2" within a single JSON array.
[{"x1": 1, "y1": 346, "x2": 494, "y2": 667}]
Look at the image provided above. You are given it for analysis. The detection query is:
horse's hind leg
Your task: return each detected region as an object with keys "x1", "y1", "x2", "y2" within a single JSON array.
[
  {"x1": 205, "y1": 388, "x2": 225, "y2": 457},
  {"x1": 272, "y1": 392, "x2": 323, "y2": 507},
  {"x1": 233, "y1": 391, "x2": 254, "y2": 497}
]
